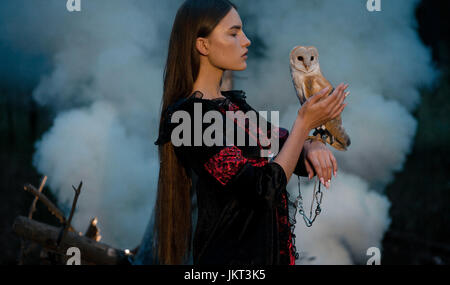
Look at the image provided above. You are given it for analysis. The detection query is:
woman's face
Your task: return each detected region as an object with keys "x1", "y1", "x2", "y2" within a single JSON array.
[{"x1": 203, "y1": 8, "x2": 251, "y2": 71}]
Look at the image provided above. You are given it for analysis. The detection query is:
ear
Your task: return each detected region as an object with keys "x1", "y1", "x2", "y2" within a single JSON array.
[{"x1": 195, "y1": 37, "x2": 209, "y2": 56}]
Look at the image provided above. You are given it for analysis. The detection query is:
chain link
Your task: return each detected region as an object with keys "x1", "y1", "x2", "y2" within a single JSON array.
[{"x1": 296, "y1": 175, "x2": 323, "y2": 227}]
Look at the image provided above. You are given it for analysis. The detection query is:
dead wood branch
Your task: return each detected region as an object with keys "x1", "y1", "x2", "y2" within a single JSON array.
[
  {"x1": 19, "y1": 176, "x2": 47, "y2": 264},
  {"x1": 22, "y1": 184, "x2": 75, "y2": 232},
  {"x1": 28, "y1": 176, "x2": 47, "y2": 219},
  {"x1": 13, "y1": 216, "x2": 130, "y2": 265},
  {"x1": 57, "y1": 181, "x2": 82, "y2": 247},
  {"x1": 85, "y1": 217, "x2": 101, "y2": 242}
]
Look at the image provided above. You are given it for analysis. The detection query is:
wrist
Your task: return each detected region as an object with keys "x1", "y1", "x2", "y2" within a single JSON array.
[
  {"x1": 307, "y1": 134, "x2": 327, "y2": 145},
  {"x1": 296, "y1": 110, "x2": 311, "y2": 134}
]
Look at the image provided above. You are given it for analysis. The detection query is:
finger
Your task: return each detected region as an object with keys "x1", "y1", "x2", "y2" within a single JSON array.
[
  {"x1": 330, "y1": 89, "x2": 348, "y2": 115},
  {"x1": 309, "y1": 156, "x2": 323, "y2": 184},
  {"x1": 321, "y1": 83, "x2": 345, "y2": 107},
  {"x1": 309, "y1": 86, "x2": 330, "y2": 104},
  {"x1": 332, "y1": 83, "x2": 346, "y2": 97},
  {"x1": 331, "y1": 103, "x2": 347, "y2": 119},
  {"x1": 329, "y1": 152, "x2": 338, "y2": 177},
  {"x1": 322, "y1": 153, "x2": 333, "y2": 186},
  {"x1": 323, "y1": 84, "x2": 342, "y2": 102},
  {"x1": 317, "y1": 154, "x2": 330, "y2": 188},
  {"x1": 330, "y1": 88, "x2": 348, "y2": 117},
  {"x1": 304, "y1": 159, "x2": 314, "y2": 180},
  {"x1": 332, "y1": 84, "x2": 347, "y2": 105}
]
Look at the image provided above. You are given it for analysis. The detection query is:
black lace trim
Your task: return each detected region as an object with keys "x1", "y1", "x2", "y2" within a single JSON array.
[
  {"x1": 286, "y1": 187, "x2": 300, "y2": 261},
  {"x1": 277, "y1": 188, "x2": 299, "y2": 265}
]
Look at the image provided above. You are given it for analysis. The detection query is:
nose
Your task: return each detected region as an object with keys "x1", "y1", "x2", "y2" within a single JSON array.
[{"x1": 242, "y1": 32, "x2": 251, "y2": 48}]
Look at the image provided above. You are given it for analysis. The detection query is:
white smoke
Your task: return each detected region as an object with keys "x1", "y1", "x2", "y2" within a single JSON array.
[
  {"x1": 291, "y1": 173, "x2": 391, "y2": 264},
  {"x1": 32, "y1": 101, "x2": 159, "y2": 245},
  {"x1": 0, "y1": 0, "x2": 171, "y2": 248},
  {"x1": 0, "y1": 0, "x2": 438, "y2": 263},
  {"x1": 233, "y1": 0, "x2": 437, "y2": 264}
]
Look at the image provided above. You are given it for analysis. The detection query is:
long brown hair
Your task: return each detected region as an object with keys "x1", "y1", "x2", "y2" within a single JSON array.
[{"x1": 153, "y1": 0, "x2": 237, "y2": 265}]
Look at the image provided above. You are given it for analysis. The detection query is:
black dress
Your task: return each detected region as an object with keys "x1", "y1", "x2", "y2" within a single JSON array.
[{"x1": 155, "y1": 90, "x2": 309, "y2": 265}]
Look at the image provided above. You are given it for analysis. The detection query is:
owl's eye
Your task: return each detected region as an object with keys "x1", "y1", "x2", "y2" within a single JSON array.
[
  {"x1": 297, "y1": 56, "x2": 304, "y2": 61},
  {"x1": 311, "y1": 56, "x2": 314, "y2": 61}
]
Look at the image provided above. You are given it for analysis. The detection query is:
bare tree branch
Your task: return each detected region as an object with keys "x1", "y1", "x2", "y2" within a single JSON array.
[
  {"x1": 28, "y1": 176, "x2": 47, "y2": 219},
  {"x1": 19, "y1": 176, "x2": 48, "y2": 265},
  {"x1": 13, "y1": 216, "x2": 131, "y2": 265},
  {"x1": 85, "y1": 217, "x2": 102, "y2": 242},
  {"x1": 22, "y1": 184, "x2": 76, "y2": 232},
  {"x1": 57, "y1": 181, "x2": 82, "y2": 247}
]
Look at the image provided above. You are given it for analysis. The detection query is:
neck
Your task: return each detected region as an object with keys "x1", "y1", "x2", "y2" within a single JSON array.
[{"x1": 192, "y1": 58, "x2": 224, "y2": 100}]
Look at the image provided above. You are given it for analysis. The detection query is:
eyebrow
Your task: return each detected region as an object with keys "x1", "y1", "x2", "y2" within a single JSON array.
[{"x1": 229, "y1": 25, "x2": 242, "y2": 30}]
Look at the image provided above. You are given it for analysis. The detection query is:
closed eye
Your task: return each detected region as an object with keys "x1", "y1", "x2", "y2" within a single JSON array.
[{"x1": 229, "y1": 24, "x2": 243, "y2": 38}]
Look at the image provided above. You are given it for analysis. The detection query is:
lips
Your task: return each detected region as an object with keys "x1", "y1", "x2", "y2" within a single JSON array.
[{"x1": 242, "y1": 51, "x2": 248, "y2": 57}]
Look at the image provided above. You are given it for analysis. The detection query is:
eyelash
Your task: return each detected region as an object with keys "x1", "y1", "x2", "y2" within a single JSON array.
[{"x1": 231, "y1": 34, "x2": 237, "y2": 37}]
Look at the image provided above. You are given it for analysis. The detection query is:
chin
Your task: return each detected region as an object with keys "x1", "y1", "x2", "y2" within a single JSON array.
[
  {"x1": 230, "y1": 62, "x2": 247, "y2": 71},
  {"x1": 220, "y1": 58, "x2": 248, "y2": 71}
]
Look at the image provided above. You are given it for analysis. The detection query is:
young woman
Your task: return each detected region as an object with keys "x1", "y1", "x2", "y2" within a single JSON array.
[{"x1": 152, "y1": 0, "x2": 348, "y2": 265}]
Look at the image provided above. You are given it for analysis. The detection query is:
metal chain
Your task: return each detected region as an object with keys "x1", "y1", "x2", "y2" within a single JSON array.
[{"x1": 296, "y1": 175, "x2": 323, "y2": 227}]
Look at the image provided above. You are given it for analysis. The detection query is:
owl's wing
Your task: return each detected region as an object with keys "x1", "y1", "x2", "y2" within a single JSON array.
[
  {"x1": 305, "y1": 74, "x2": 333, "y2": 98},
  {"x1": 298, "y1": 82, "x2": 307, "y2": 105},
  {"x1": 315, "y1": 72, "x2": 333, "y2": 94},
  {"x1": 291, "y1": 72, "x2": 307, "y2": 105}
]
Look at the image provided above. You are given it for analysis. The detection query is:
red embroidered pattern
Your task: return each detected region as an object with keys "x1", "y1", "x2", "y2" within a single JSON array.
[
  {"x1": 278, "y1": 191, "x2": 296, "y2": 265},
  {"x1": 270, "y1": 124, "x2": 296, "y2": 264},
  {"x1": 220, "y1": 101, "x2": 288, "y2": 155},
  {"x1": 247, "y1": 157, "x2": 268, "y2": 167},
  {"x1": 213, "y1": 98, "x2": 295, "y2": 264},
  {"x1": 206, "y1": 102, "x2": 270, "y2": 185},
  {"x1": 228, "y1": 102, "x2": 240, "y2": 111},
  {"x1": 204, "y1": 145, "x2": 248, "y2": 186},
  {"x1": 218, "y1": 101, "x2": 240, "y2": 114}
]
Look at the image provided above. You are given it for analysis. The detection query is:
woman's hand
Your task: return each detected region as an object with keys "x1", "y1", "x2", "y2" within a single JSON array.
[
  {"x1": 298, "y1": 83, "x2": 349, "y2": 130},
  {"x1": 303, "y1": 140, "x2": 338, "y2": 189}
]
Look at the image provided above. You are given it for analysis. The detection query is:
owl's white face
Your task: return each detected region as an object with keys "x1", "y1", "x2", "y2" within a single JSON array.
[{"x1": 290, "y1": 46, "x2": 320, "y2": 74}]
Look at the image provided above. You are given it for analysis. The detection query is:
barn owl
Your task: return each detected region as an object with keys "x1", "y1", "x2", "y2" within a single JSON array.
[{"x1": 290, "y1": 46, "x2": 351, "y2": 151}]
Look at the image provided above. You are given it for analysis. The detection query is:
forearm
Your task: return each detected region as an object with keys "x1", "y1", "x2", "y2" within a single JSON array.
[{"x1": 273, "y1": 114, "x2": 310, "y2": 182}]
